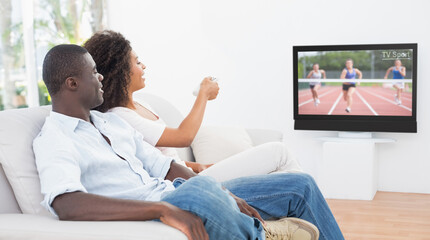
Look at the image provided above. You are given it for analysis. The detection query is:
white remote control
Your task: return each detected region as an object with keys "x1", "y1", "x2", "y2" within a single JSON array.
[{"x1": 193, "y1": 77, "x2": 218, "y2": 96}]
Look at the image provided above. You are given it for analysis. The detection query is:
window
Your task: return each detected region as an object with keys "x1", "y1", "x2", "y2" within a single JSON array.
[{"x1": 0, "y1": 0, "x2": 108, "y2": 110}]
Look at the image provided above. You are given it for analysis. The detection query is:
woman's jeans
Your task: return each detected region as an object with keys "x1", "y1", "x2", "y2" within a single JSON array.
[{"x1": 161, "y1": 173, "x2": 344, "y2": 240}]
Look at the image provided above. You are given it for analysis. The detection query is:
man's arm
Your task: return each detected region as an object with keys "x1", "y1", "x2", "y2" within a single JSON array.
[
  {"x1": 53, "y1": 191, "x2": 208, "y2": 240},
  {"x1": 53, "y1": 191, "x2": 165, "y2": 221},
  {"x1": 165, "y1": 161, "x2": 197, "y2": 181}
]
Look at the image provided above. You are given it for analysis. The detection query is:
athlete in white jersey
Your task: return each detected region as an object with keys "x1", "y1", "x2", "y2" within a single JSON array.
[
  {"x1": 306, "y1": 63, "x2": 326, "y2": 106},
  {"x1": 384, "y1": 59, "x2": 407, "y2": 105}
]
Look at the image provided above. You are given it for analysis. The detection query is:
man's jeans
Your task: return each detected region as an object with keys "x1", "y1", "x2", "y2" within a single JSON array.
[{"x1": 161, "y1": 173, "x2": 344, "y2": 240}]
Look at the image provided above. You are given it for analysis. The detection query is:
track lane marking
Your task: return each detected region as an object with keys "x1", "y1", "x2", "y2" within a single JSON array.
[
  {"x1": 356, "y1": 91, "x2": 378, "y2": 115},
  {"x1": 371, "y1": 88, "x2": 413, "y2": 102},
  {"x1": 328, "y1": 92, "x2": 344, "y2": 115},
  {"x1": 360, "y1": 88, "x2": 412, "y2": 112},
  {"x1": 298, "y1": 87, "x2": 339, "y2": 107}
]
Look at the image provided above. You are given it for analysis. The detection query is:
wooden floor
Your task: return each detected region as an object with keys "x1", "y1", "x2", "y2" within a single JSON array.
[{"x1": 326, "y1": 191, "x2": 430, "y2": 240}]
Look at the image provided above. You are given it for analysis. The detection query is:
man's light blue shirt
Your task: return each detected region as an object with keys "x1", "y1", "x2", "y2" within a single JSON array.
[{"x1": 33, "y1": 110, "x2": 175, "y2": 215}]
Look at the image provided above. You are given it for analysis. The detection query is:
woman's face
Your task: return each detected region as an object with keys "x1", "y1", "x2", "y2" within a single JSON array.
[
  {"x1": 395, "y1": 60, "x2": 402, "y2": 67},
  {"x1": 313, "y1": 64, "x2": 319, "y2": 71},
  {"x1": 129, "y1": 50, "x2": 146, "y2": 92},
  {"x1": 345, "y1": 60, "x2": 353, "y2": 69}
]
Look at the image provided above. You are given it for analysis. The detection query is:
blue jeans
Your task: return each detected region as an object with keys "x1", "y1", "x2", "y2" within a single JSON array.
[
  {"x1": 223, "y1": 173, "x2": 344, "y2": 240},
  {"x1": 162, "y1": 173, "x2": 344, "y2": 240},
  {"x1": 162, "y1": 176, "x2": 265, "y2": 239}
]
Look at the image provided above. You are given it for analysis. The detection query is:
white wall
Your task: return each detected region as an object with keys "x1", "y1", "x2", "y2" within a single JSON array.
[{"x1": 107, "y1": 0, "x2": 430, "y2": 194}]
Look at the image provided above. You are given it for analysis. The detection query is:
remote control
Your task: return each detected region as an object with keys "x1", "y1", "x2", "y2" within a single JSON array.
[{"x1": 193, "y1": 77, "x2": 218, "y2": 96}]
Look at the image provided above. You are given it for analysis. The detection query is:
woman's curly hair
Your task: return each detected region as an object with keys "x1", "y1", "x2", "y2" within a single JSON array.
[{"x1": 83, "y1": 30, "x2": 132, "y2": 112}]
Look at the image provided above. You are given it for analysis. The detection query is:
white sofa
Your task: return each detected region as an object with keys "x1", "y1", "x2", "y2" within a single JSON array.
[{"x1": 0, "y1": 92, "x2": 284, "y2": 239}]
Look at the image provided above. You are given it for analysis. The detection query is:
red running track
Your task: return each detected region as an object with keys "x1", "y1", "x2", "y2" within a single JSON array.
[{"x1": 298, "y1": 85, "x2": 412, "y2": 116}]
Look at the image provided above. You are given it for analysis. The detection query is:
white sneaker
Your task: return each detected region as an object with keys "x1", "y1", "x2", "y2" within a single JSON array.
[
  {"x1": 264, "y1": 217, "x2": 319, "y2": 240},
  {"x1": 345, "y1": 107, "x2": 351, "y2": 113},
  {"x1": 394, "y1": 95, "x2": 401, "y2": 105},
  {"x1": 314, "y1": 99, "x2": 320, "y2": 106}
]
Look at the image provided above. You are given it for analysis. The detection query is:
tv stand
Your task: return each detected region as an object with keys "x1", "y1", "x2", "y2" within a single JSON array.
[{"x1": 317, "y1": 132, "x2": 395, "y2": 200}]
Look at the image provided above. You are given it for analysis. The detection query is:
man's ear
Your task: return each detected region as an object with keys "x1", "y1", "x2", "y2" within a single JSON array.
[{"x1": 64, "y1": 77, "x2": 79, "y2": 91}]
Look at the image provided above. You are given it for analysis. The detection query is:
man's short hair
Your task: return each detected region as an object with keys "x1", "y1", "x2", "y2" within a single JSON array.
[{"x1": 42, "y1": 44, "x2": 88, "y2": 96}]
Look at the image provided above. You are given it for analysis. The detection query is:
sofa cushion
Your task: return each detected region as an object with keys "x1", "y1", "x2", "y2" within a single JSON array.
[
  {"x1": 191, "y1": 126, "x2": 253, "y2": 165},
  {"x1": 0, "y1": 165, "x2": 21, "y2": 213},
  {"x1": 0, "y1": 106, "x2": 51, "y2": 216}
]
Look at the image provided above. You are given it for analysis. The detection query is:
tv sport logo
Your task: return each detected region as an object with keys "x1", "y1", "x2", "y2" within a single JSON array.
[{"x1": 381, "y1": 50, "x2": 411, "y2": 60}]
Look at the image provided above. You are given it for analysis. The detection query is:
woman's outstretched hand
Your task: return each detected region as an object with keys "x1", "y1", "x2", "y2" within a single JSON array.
[{"x1": 199, "y1": 77, "x2": 219, "y2": 100}]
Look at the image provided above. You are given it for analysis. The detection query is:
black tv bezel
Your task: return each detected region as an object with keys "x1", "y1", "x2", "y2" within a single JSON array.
[{"x1": 293, "y1": 43, "x2": 417, "y2": 133}]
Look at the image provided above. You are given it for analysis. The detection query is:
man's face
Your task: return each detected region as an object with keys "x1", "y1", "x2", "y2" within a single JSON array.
[{"x1": 78, "y1": 53, "x2": 104, "y2": 109}]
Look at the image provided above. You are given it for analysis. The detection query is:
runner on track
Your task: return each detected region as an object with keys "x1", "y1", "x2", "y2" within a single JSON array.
[
  {"x1": 306, "y1": 63, "x2": 326, "y2": 106},
  {"x1": 340, "y1": 58, "x2": 362, "y2": 113}
]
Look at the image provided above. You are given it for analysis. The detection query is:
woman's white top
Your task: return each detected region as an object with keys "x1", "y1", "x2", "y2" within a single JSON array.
[
  {"x1": 309, "y1": 70, "x2": 321, "y2": 86},
  {"x1": 108, "y1": 99, "x2": 187, "y2": 167}
]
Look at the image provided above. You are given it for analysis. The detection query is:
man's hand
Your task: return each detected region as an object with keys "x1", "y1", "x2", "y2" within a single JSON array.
[
  {"x1": 165, "y1": 161, "x2": 197, "y2": 181},
  {"x1": 230, "y1": 193, "x2": 265, "y2": 225},
  {"x1": 160, "y1": 202, "x2": 209, "y2": 240},
  {"x1": 199, "y1": 77, "x2": 219, "y2": 100}
]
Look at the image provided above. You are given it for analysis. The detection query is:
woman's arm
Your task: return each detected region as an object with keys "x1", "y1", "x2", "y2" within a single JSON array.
[
  {"x1": 355, "y1": 68, "x2": 363, "y2": 79},
  {"x1": 384, "y1": 67, "x2": 393, "y2": 79},
  {"x1": 321, "y1": 69, "x2": 326, "y2": 79},
  {"x1": 400, "y1": 67, "x2": 406, "y2": 77},
  {"x1": 355, "y1": 68, "x2": 362, "y2": 86},
  {"x1": 340, "y1": 69, "x2": 347, "y2": 79},
  {"x1": 156, "y1": 77, "x2": 219, "y2": 147},
  {"x1": 306, "y1": 70, "x2": 314, "y2": 78}
]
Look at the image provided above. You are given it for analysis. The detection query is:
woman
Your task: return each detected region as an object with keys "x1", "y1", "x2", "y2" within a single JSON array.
[
  {"x1": 83, "y1": 30, "x2": 302, "y2": 182},
  {"x1": 306, "y1": 63, "x2": 326, "y2": 106},
  {"x1": 340, "y1": 58, "x2": 362, "y2": 113},
  {"x1": 384, "y1": 59, "x2": 406, "y2": 105}
]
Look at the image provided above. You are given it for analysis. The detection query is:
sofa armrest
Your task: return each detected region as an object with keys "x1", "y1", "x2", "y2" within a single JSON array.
[
  {"x1": 0, "y1": 214, "x2": 187, "y2": 240},
  {"x1": 246, "y1": 128, "x2": 283, "y2": 146}
]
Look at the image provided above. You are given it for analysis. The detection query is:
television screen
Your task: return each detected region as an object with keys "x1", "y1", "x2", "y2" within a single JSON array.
[{"x1": 293, "y1": 44, "x2": 417, "y2": 133}]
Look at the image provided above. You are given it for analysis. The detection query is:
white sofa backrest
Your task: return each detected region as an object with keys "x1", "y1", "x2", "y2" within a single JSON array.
[{"x1": 0, "y1": 105, "x2": 51, "y2": 214}]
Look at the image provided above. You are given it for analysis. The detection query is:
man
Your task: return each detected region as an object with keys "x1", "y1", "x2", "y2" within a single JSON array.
[{"x1": 33, "y1": 44, "x2": 344, "y2": 240}]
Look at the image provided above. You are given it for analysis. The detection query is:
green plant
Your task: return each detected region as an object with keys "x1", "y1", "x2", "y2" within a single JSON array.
[
  {"x1": 38, "y1": 80, "x2": 51, "y2": 106},
  {"x1": 0, "y1": 90, "x2": 3, "y2": 111},
  {"x1": 36, "y1": 0, "x2": 89, "y2": 45}
]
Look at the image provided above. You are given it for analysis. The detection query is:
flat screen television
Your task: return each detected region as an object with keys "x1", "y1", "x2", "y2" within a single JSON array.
[{"x1": 293, "y1": 43, "x2": 417, "y2": 133}]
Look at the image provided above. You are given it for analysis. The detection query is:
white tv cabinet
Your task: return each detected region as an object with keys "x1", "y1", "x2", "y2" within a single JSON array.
[{"x1": 316, "y1": 132, "x2": 395, "y2": 200}]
